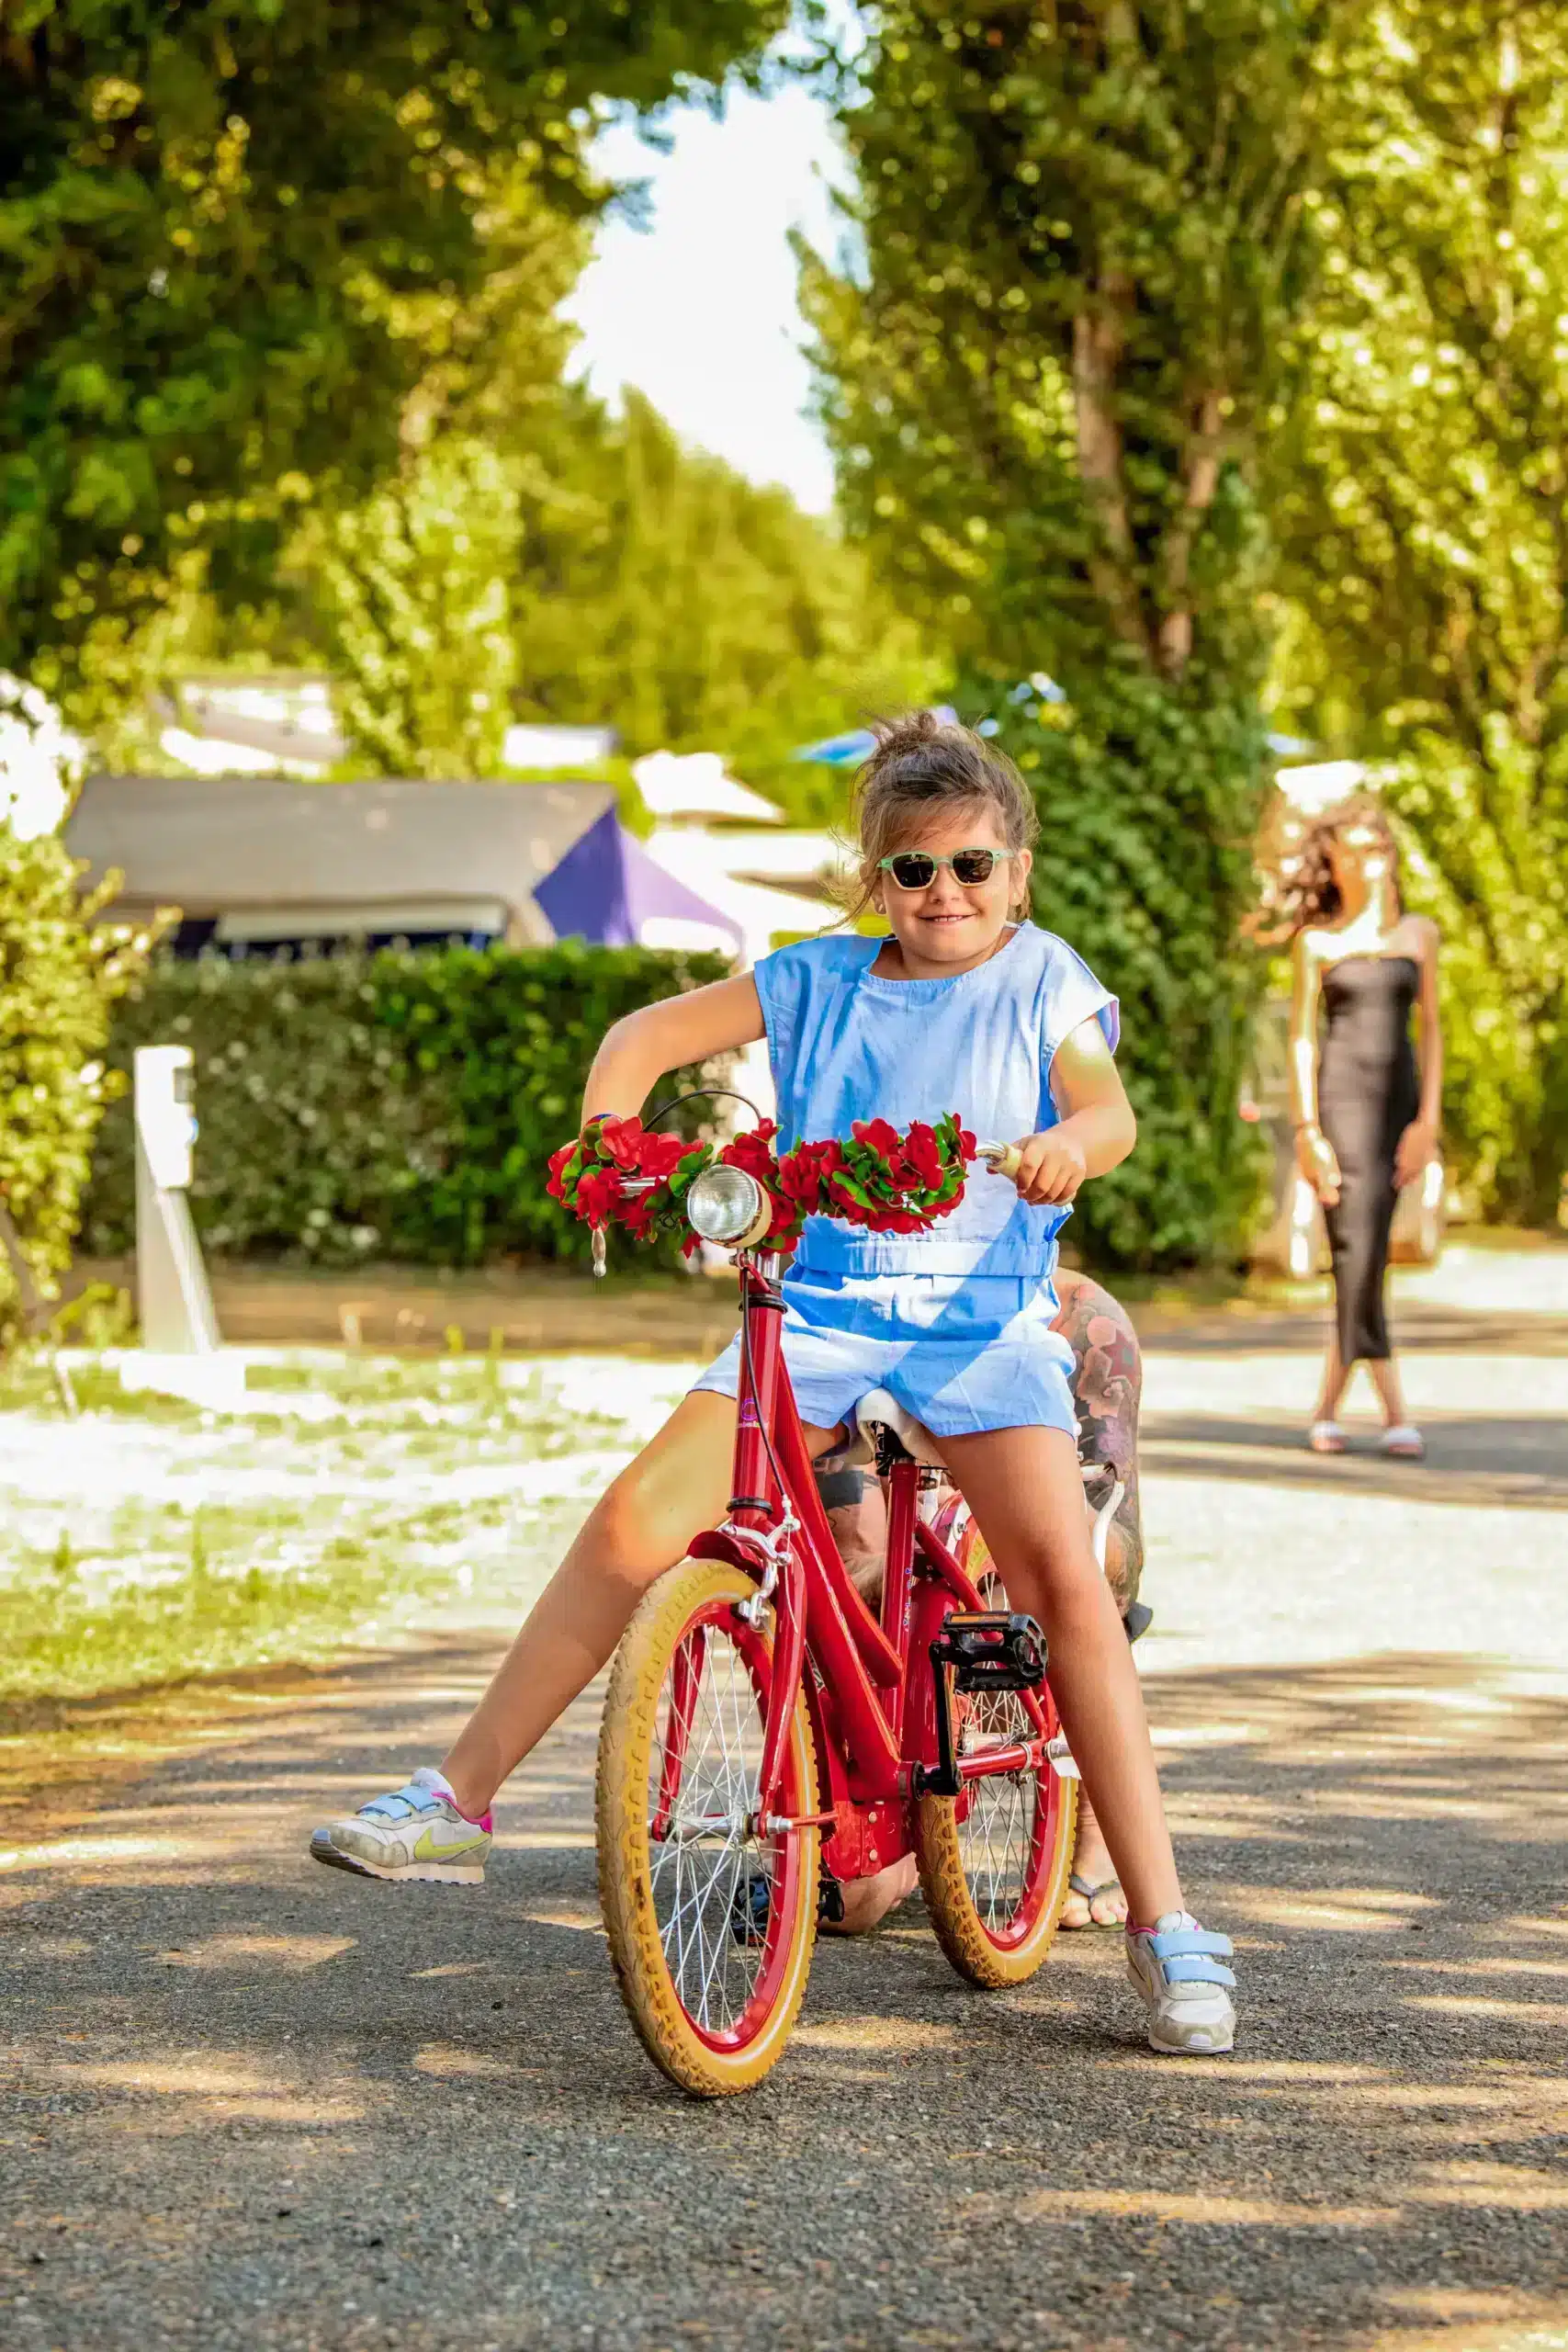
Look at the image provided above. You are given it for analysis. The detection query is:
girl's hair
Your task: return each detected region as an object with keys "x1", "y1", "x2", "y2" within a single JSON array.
[
  {"x1": 1250, "y1": 789, "x2": 1404, "y2": 945},
  {"x1": 846, "y1": 711, "x2": 1038, "y2": 920}
]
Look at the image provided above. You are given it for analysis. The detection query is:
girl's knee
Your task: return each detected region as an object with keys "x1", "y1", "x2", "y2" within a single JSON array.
[{"x1": 589, "y1": 1453, "x2": 704, "y2": 1577}]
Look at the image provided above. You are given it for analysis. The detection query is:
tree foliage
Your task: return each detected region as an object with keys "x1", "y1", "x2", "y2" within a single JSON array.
[
  {"x1": 136, "y1": 379, "x2": 936, "y2": 789},
  {"x1": 806, "y1": 2, "x2": 1348, "y2": 1263},
  {"x1": 1273, "y1": 3, "x2": 1568, "y2": 1221},
  {"x1": 498, "y1": 387, "x2": 935, "y2": 773},
  {"x1": 0, "y1": 0, "x2": 790, "y2": 712},
  {"x1": 0, "y1": 828, "x2": 156, "y2": 1337}
]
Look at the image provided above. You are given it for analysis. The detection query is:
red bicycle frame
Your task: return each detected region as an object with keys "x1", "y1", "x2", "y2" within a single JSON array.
[{"x1": 686, "y1": 1253, "x2": 1055, "y2": 1889}]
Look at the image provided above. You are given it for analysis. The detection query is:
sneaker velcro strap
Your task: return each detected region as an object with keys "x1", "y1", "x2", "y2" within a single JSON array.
[
  {"x1": 1147, "y1": 1927, "x2": 1233, "y2": 1962},
  {"x1": 362, "y1": 1785, "x2": 435, "y2": 1821},
  {"x1": 1158, "y1": 1953, "x2": 1236, "y2": 1988}
]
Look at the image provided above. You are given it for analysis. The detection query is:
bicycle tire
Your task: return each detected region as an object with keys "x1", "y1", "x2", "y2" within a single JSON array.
[
  {"x1": 596, "y1": 1558, "x2": 819, "y2": 2097},
  {"x1": 915, "y1": 1531, "x2": 1077, "y2": 1987}
]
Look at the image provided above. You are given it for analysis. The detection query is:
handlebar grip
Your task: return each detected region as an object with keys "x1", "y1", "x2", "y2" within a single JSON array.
[{"x1": 979, "y1": 1140, "x2": 1024, "y2": 1182}]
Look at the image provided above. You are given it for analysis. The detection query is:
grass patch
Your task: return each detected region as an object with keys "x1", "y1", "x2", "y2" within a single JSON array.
[{"x1": 0, "y1": 1350, "x2": 648, "y2": 1713}]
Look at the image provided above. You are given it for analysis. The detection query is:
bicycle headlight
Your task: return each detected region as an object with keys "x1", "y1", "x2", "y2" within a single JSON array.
[{"x1": 685, "y1": 1163, "x2": 772, "y2": 1248}]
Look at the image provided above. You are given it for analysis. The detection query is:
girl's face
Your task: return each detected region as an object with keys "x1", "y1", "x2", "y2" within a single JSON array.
[
  {"x1": 1327, "y1": 818, "x2": 1392, "y2": 900},
  {"x1": 870, "y1": 801, "x2": 1030, "y2": 970}
]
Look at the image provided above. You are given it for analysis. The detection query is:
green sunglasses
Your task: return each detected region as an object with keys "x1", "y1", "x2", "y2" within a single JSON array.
[{"x1": 877, "y1": 846, "x2": 1016, "y2": 890}]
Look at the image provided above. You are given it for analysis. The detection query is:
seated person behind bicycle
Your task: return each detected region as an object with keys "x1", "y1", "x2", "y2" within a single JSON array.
[
  {"x1": 311, "y1": 714, "x2": 1237, "y2": 2057},
  {"x1": 818, "y1": 1264, "x2": 1144, "y2": 1934}
]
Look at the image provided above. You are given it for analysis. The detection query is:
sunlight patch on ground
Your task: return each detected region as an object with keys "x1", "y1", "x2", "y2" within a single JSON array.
[{"x1": 1224, "y1": 1885, "x2": 1438, "y2": 1932}]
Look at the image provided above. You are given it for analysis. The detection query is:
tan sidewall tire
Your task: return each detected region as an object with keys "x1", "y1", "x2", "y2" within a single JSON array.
[
  {"x1": 914, "y1": 1528, "x2": 1078, "y2": 1988},
  {"x1": 595, "y1": 1558, "x2": 819, "y2": 2098},
  {"x1": 916, "y1": 1761, "x2": 1077, "y2": 1988}
]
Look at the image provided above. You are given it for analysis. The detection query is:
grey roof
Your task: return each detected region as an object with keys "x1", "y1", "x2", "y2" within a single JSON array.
[{"x1": 65, "y1": 774, "x2": 615, "y2": 924}]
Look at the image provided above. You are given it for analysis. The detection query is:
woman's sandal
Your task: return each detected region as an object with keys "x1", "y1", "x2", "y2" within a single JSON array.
[
  {"x1": 1381, "y1": 1423, "x2": 1425, "y2": 1459},
  {"x1": 1308, "y1": 1420, "x2": 1348, "y2": 1454},
  {"x1": 1061, "y1": 1871, "x2": 1127, "y2": 1930}
]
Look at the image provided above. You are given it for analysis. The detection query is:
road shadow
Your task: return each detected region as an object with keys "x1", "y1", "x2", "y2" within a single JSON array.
[
  {"x1": 5, "y1": 1642, "x2": 1568, "y2": 2350},
  {"x1": 1134, "y1": 1303, "x2": 1568, "y2": 1359},
  {"x1": 1140, "y1": 1410, "x2": 1568, "y2": 1511}
]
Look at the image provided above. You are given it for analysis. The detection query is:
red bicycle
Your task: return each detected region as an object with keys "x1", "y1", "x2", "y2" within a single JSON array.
[{"x1": 575, "y1": 1125, "x2": 1078, "y2": 2097}]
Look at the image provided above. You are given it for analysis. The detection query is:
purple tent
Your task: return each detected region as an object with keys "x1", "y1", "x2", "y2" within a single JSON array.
[{"x1": 535, "y1": 807, "x2": 743, "y2": 956}]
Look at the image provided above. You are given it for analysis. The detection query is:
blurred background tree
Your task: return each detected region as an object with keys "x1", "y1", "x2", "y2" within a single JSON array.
[
  {"x1": 0, "y1": 0, "x2": 792, "y2": 724},
  {"x1": 1273, "y1": 1, "x2": 1568, "y2": 1224},
  {"x1": 0, "y1": 830, "x2": 155, "y2": 1337},
  {"x1": 804, "y1": 0, "x2": 1349, "y2": 1267}
]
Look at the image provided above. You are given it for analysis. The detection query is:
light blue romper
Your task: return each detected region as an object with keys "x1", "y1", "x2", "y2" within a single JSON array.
[{"x1": 692, "y1": 922, "x2": 1120, "y2": 1442}]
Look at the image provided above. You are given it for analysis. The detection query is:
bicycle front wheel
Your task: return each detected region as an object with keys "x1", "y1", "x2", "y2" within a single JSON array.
[
  {"x1": 915, "y1": 1535, "x2": 1077, "y2": 1987},
  {"x1": 596, "y1": 1559, "x2": 819, "y2": 2097}
]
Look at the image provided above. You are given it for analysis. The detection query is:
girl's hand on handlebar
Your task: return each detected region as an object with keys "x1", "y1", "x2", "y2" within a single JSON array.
[{"x1": 1006, "y1": 1129, "x2": 1089, "y2": 1205}]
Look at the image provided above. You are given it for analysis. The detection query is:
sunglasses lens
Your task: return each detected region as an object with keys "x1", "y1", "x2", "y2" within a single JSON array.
[
  {"x1": 953, "y1": 851, "x2": 998, "y2": 884},
  {"x1": 889, "y1": 854, "x2": 936, "y2": 889}
]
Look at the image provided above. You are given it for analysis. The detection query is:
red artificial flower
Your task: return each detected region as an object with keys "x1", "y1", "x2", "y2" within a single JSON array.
[
  {"x1": 636, "y1": 1129, "x2": 692, "y2": 1182},
  {"x1": 576, "y1": 1169, "x2": 618, "y2": 1226},
  {"x1": 778, "y1": 1143, "x2": 827, "y2": 1207},
  {"x1": 596, "y1": 1117, "x2": 647, "y2": 1170},
  {"x1": 901, "y1": 1121, "x2": 943, "y2": 1190},
  {"x1": 851, "y1": 1116, "x2": 901, "y2": 1164}
]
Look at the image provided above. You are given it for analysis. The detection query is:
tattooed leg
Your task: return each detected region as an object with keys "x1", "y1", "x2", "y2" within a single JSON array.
[
  {"x1": 1051, "y1": 1267, "x2": 1145, "y2": 1618},
  {"x1": 1052, "y1": 1270, "x2": 1144, "y2": 1930}
]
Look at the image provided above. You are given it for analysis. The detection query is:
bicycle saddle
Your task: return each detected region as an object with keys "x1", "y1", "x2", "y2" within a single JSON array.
[{"x1": 852, "y1": 1388, "x2": 950, "y2": 1469}]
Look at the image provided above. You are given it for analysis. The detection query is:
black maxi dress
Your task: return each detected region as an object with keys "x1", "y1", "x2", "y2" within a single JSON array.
[{"x1": 1316, "y1": 954, "x2": 1421, "y2": 1364}]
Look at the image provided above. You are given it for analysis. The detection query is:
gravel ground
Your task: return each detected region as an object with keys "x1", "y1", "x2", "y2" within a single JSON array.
[{"x1": 4, "y1": 1268, "x2": 1568, "y2": 2352}]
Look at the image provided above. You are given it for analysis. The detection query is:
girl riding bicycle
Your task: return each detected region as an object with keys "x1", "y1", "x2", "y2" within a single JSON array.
[{"x1": 312, "y1": 714, "x2": 1237, "y2": 2056}]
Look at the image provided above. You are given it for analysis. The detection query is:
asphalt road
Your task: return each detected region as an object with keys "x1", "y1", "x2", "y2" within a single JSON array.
[{"x1": 6, "y1": 1277, "x2": 1568, "y2": 2352}]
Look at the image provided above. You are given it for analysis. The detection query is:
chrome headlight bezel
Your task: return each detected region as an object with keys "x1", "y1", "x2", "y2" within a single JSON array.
[{"x1": 685, "y1": 1163, "x2": 772, "y2": 1249}]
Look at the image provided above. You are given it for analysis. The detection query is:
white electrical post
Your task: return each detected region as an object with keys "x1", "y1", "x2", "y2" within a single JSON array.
[{"x1": 123, "y1": 1044, "x2": 243, "y2": 1407}]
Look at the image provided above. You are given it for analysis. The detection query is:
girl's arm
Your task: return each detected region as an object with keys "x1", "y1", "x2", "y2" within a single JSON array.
[
  {"x1": 1010, "y1": 1018, "x2": 1136, "y2": 1205},
  {"x1": 580, "y1": 972, "x2": 766, "y2": 1126},
  {"x1": 1395, "y1": 918, "x2": 1443, "y2": 1186},
  {"x1": 1289, "y1": 933, "x2": 1341, "y2": 1205}
]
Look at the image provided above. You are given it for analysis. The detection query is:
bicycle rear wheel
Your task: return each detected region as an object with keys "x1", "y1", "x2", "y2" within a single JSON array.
[
  {"x1": 597, "y1": 1558, "x2": 819, "y2": 2097},
  {"x1": 915, "y1": 1533, "x2": 1077, "y2": 1987}
]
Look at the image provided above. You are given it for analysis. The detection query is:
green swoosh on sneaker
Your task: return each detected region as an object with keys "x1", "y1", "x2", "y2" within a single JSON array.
[{"x1": 412, "y1": 1826, "x2": 488, "y2": 1863}]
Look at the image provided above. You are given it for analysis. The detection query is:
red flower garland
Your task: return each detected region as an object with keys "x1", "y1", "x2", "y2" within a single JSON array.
[{"x1": 547, "y1": 1112, "x2": 978, "y2": 1257}]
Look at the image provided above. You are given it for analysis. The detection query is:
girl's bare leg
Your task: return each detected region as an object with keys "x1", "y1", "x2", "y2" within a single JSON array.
[
  {"x1": 441, "y1": 1392, "x2": 841, "y2": 1820},
  {"x1": 1312, "y1": 1336, "x2": 1351, "y2": 1424},
  {"x1": 939, "y1": 1423, "x2": 1182, "y2": 1928},
  {"x1": 1366, "y1": 1354, "x2": 1410, "y2": 1428}
]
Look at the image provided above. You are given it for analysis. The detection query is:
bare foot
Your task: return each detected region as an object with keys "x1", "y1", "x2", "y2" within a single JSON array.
[{"x1": 1059, "y1": 1795, "x2": 1127, "y2": 1929}]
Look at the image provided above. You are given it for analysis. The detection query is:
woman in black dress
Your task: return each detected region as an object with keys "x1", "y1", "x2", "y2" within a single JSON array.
[{"x1": 1284, "y1": 797, "x2": 1443, "y2": 1457}]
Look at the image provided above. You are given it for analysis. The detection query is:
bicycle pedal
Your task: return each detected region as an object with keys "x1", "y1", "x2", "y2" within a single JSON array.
[{"x1": 931, "y1": 1611, "x2": 1047, "y2": 1692}]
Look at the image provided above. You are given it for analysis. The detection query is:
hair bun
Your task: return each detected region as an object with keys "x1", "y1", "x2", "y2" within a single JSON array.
[{"x1": 869, "y1": 709, "x2": 944, "y2": 757}]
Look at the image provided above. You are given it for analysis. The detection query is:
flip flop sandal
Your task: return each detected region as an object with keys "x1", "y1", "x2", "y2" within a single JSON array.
[
  {"x1": 1062, "y1": 1871, "x2": 1126, "y2": 1930},
  {"x1": 1381, "y1": 1424, "x2": 1425, "y2": 1459},
  {"x1": 1308, "y1": 1420, "x2": 1348, "y2": 1454}
]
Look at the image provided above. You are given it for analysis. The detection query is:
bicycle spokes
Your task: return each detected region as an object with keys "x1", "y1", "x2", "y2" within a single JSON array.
[
  {"x1": 955, "y1": 1682, "x2": 1043, "y2": 1931},
  {"x1": 646, "y1": 1620, "x2": 781, "y2": 2041}
]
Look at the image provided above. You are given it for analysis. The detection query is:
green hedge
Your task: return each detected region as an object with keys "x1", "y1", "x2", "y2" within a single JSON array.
[{"x1": 80, "y1": 944, "x2": 732, "y2": 1271}]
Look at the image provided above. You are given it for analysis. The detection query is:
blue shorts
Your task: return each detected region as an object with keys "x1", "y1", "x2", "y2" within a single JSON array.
[{"x1": 690, "y1": 1270, "x2": 1077, "y2": 1442}]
